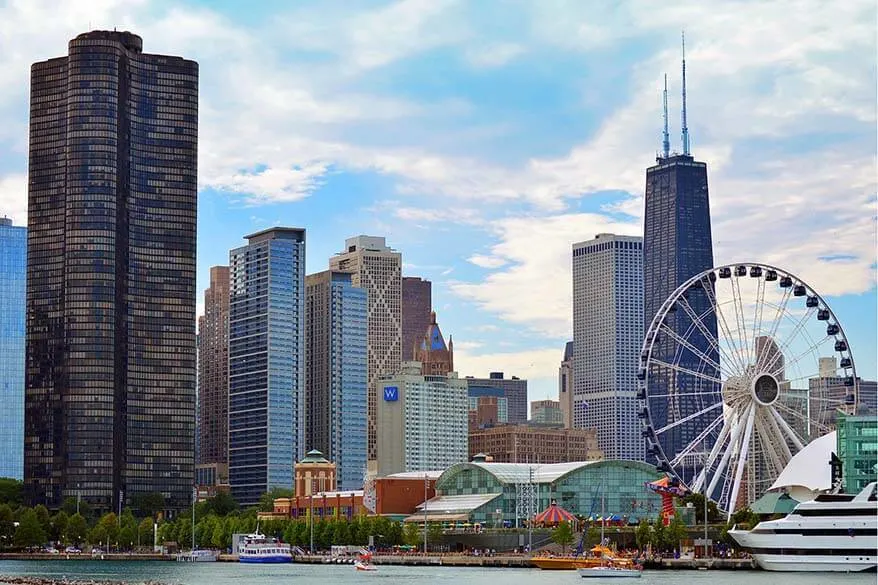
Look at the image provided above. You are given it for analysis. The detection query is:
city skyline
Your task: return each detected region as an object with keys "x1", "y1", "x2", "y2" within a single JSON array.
[{"x1": 0, "y1": 1, "x2": 874, "y2": 406}]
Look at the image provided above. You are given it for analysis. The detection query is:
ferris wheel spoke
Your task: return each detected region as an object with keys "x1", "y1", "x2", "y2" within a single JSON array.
[
  {"x1": 654, "y1": 402, "x2": 723, "y2": 436},
  {"x1": 647, "y1": 390, "x2": 722, "y2": 399},
  {"x1": 707, "y1": 406, "x2": 750, "y2": 498},
  {"x1": 804, "y1": 394, "x2": 849, "y2": 404},
  {"x1": 731, "y1": 276, "x2": 752, "y2": 367},
  {"x1": 727, "y1": 404, "x2": 756, "y2": 518},
  {"x1": 759, "y1": 305, "x2": 818, "y2": 377},
  {"x1": 699, "y1": 278, "x2": 748, "y2": 374},
  {"x1": 751, "y1": 277, "x2": 767, "y2": 365},
  {"x1": 763, "y1": 406, "x2": 793, "y2": 463},
  {"x1": 760, "y1": 283, "x2": 794, "y2": 361},
  {"x1": 768, "y1": 405, "x2": 806, "y2": 451},
  {"x1": 669, "y1": 414, "x2": 725, "y2": 467},
  {"x1": 651, "y1": 358, "x2": 725, "y2": 386},
  {"x1": 676, "y1": 294, "x2": 741, "y2": 375},
  {"x1": 692, "y1": 417, "x2": 733, "y2": 493},
  {"x1": 755, "y1": 409, "x2": 786, "y2": 478},
  {"x1": 659, "y1": 323, "x2": 733, "y2": 378},
  {"x1": 775, "y1": 336, "x2": 834, "y2": 379}
]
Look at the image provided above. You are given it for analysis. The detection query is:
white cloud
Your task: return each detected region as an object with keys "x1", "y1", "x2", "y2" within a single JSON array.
[
  {"x1": 464, "y1": 42, "x2": 525, "y2": 68},
  {"x1": 0, "y1": 173, "x2": 27, "y2": 224},
  {"x1": 450, "y1": 213, "x2": 640, "y2": 338},
  {"x1": 468, "y1": 254, "x2": 507, "y2": 269}
]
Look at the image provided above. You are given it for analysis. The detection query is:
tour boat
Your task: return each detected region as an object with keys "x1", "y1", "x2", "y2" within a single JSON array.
[
  {"x1": 238, "y1": 530, "x2": 292, "y2": 563},
  {"x1": 729, "y1": 481, "x2": 877, "y2": 572},
  {"x1": 579, "y1": 494, "x2": 642, "y2": 578}
]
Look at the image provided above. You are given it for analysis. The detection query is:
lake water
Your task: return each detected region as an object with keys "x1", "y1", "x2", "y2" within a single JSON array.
[{"x1": 0, "y1": 561, "x2": 875, "y2": 585}]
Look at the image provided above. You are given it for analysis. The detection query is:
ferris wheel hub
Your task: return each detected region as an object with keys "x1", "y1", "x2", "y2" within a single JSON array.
[{"x1": 751, "y1": 373, "x2": 780, "y2": 406}]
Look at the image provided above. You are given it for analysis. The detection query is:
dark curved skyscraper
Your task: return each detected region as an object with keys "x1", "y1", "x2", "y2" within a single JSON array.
[{"x1": 25, "y1": 31, "x2": 198, "y2": 513}]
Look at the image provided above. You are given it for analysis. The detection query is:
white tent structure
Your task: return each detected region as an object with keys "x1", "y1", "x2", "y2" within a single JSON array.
[{"x1": 767, "y1": 431, "x2": 836, "y2": 502}]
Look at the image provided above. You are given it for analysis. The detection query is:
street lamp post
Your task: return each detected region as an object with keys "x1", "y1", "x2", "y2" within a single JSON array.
[{"x1": 423, "y1": 473, "x2": 428, "y2": 555}]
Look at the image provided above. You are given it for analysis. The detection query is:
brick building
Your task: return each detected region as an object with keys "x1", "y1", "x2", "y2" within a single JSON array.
[{"x1": 468, "y1": 424, "x2": 603, "y2": 464}]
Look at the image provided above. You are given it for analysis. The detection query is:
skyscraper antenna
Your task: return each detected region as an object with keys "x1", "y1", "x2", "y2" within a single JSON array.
[
  {"x1": 662, "y1": 73, "x2": 670, "y2": 159},
  {"x1": 681, "y1": 30, "x2": 690, "y2": 156}
]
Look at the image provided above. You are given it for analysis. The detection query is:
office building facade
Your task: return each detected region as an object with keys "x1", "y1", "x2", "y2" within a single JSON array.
[
  {"x1": 642, "y1": 153, "x2": 718, "y2": 463},
  {"x1": 305, "y1": 270, "x2": 368, "y2": 491},
  {"x1": 229, "y1": 228, "x2": 306, "y2": 507},
  {"x1": 559, "y1": 341, "x2": 574, "y2": 429},
  {"x1": 25, "y1": 31, "x2": 197, "y2": 512},
  {"x1": 468, "y1": 386, "x2": 508, "y2": 431},
  {"x1": 572, "y1": 234, "x2": 644, "y2": 460},
  {"x1": 468, "y1": 425, "x2": 603, "y2": 464},
  {"x1": 198, "y1": 266, "x2": 229, "y2": 468},
  {"x1": 329, "y1": 236, "x2": 402, "y2": 462},
  {"x1": 402, "y1": 277, "x2": 431, "y2": 362},
  {"x1": 0, "y1": 217, "x2": 26, "y2": 480},
  {"x1": 465, "y1": 373, "x2": 527, "y2": 424},
  {"x1": 531, "y1": 399, "x2": 563, "y2": 427},
  {"x1": 375, "y1": 362, "x2": 468, "y2": 476}
]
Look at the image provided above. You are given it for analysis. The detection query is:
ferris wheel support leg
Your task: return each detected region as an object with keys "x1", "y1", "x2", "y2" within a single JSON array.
[
  {"x1": 769, "y1": 407, "x2": 805, "y2": 452},
  {"x1": 707, "y1": 406, "x2": 749, "y2": 498},
  {"x1": 692, "y1": 417, "x2": 733, "y2": 493},
  {"x1": 727, "y1": 405, "x2": 756, "y2": 519},
  {"x1": 764, "y1": 407, "x2": 793, "y2": 462}
]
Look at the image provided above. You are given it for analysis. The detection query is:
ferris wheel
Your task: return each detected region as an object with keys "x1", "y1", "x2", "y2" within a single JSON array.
[{"x1": 637, "y1": 263, "x2": 858, "y2": 516}]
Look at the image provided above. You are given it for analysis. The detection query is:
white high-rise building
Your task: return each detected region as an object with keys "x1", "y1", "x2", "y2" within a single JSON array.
[
  {"x1": 330, "y1": 236, "x2": 402, "y2": 462},
  {"x1": 572, "y1": 233, "x2": 644, "y2": 460},
  {"x1": 375, "y1": 362, "x2": 469, "y2": 476}
]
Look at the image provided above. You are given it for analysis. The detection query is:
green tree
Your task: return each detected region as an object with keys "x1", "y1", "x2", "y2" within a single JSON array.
[
  {"x1": 634, "y1": 519, "x2": 651, "y2": 549},
  {"x1": 96, "y1": 513, "x2": 119, "y2": 547},
  {"x1": 0, "y1": 503, "x2": 15, "y2": 548},
  {"x1": 427, "y1": 522, "x2": 443, "y2": 550},
  {"x1": 33, "y1": 505, "x2": 51, "y2": 535},
  {"x1": 15, "y1": 509, "x2": 47, "y2": 549},
  {"x1": 728, "y1": 507, "x2": 759, "y2": 530},
  {"x1": 386, "y1": 520, "x2": 403, "y2": 547},
  {"x1": 87, "y1": 524, "x2": 108, "y2": 548},
  {"x1": 50, "y1": 511, "x2": 69, "y2": 544},
  {"x1": 258, "y1": 488, "x2": 293, "y2": 512},
  {"x1": 665, "y1": 517, "x2": 687, "y2": 553},
  {"x1": 552, "y1": 521, "x2": 575, "y2": 554},
  {"x1": 61, "y1": 496, "x2": 91, "y2": 520},
  {"x1": 137, "y1": 517, "x2": 154, "y2": 548},
  {"x1": 212, "y1": 518, "x2": 229, "y2": 549},
  {"x1": 203, "y1": 492, "x2": 238, "y2": 516},
  {"x1": 403, "y1": 522, "x2": 421, "y2": 547},
  {"x1": 651, "y1": 518, "x2": 666, "y2": 551},
  {"x1": 131, "y1": 492, "x2": 166, "y2": 519},
  {"x1": 0, "y1": 478, "x2": 23, "y2": 506},
  {"x1": 65, "y1": 513, "x2": 87, "y2": 546},
  {"x1": 681, "y1": 493, "x2": 720, "y2": 524}
]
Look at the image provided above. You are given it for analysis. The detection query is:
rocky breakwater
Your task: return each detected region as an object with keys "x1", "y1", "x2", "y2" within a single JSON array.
[{"x1": 1, "y1": 578, "x2": 170, "y2": 585}]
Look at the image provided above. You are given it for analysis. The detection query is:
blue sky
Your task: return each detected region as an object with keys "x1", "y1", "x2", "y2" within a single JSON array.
[{"x1": 0, "y1": 0, "x2": 875, "y2": 405}]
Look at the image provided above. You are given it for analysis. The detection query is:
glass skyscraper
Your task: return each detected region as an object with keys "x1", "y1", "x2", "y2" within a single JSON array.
[
  {"x1": 305, "y1": 270, "x2": 367, "y2": 491},
  {"x1": 643, "y1": 154, "x2": 718, "y2": 463},
  {"x1": 25, "y1": 31, "x2": 198, "y2": 513},
  {"x1": 229, "y1": 228, "x2": 306, "y2": 507},
  {"x1": 0, "y1": 217, "x2": 26, "y2": 480}
]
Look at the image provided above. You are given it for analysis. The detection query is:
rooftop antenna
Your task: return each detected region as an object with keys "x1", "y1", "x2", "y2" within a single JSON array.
[
  {"x1": 681, "y1": 30, "x2": 690, "y2": 155},
  {"x1": 662, "y1": 73, "x2": 670, "y2": 159}
]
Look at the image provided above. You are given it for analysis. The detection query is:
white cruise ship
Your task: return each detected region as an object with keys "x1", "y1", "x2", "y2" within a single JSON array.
[{"x1": 729, "y1": 482, "x2": 877, "y2": 572}]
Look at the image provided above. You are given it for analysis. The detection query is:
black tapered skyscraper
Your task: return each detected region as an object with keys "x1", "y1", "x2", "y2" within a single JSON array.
[{"x1": 25, "y1": 31, "x2": 198, "y2": 513}]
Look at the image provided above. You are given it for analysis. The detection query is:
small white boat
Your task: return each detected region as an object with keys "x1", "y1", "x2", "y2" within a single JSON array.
[
  {"x1": 578, "y1": 566, "x2": 642, "y2": 578},
  {"x1": 355, "y1": 560, "x2": 377, "y2": 571}
]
